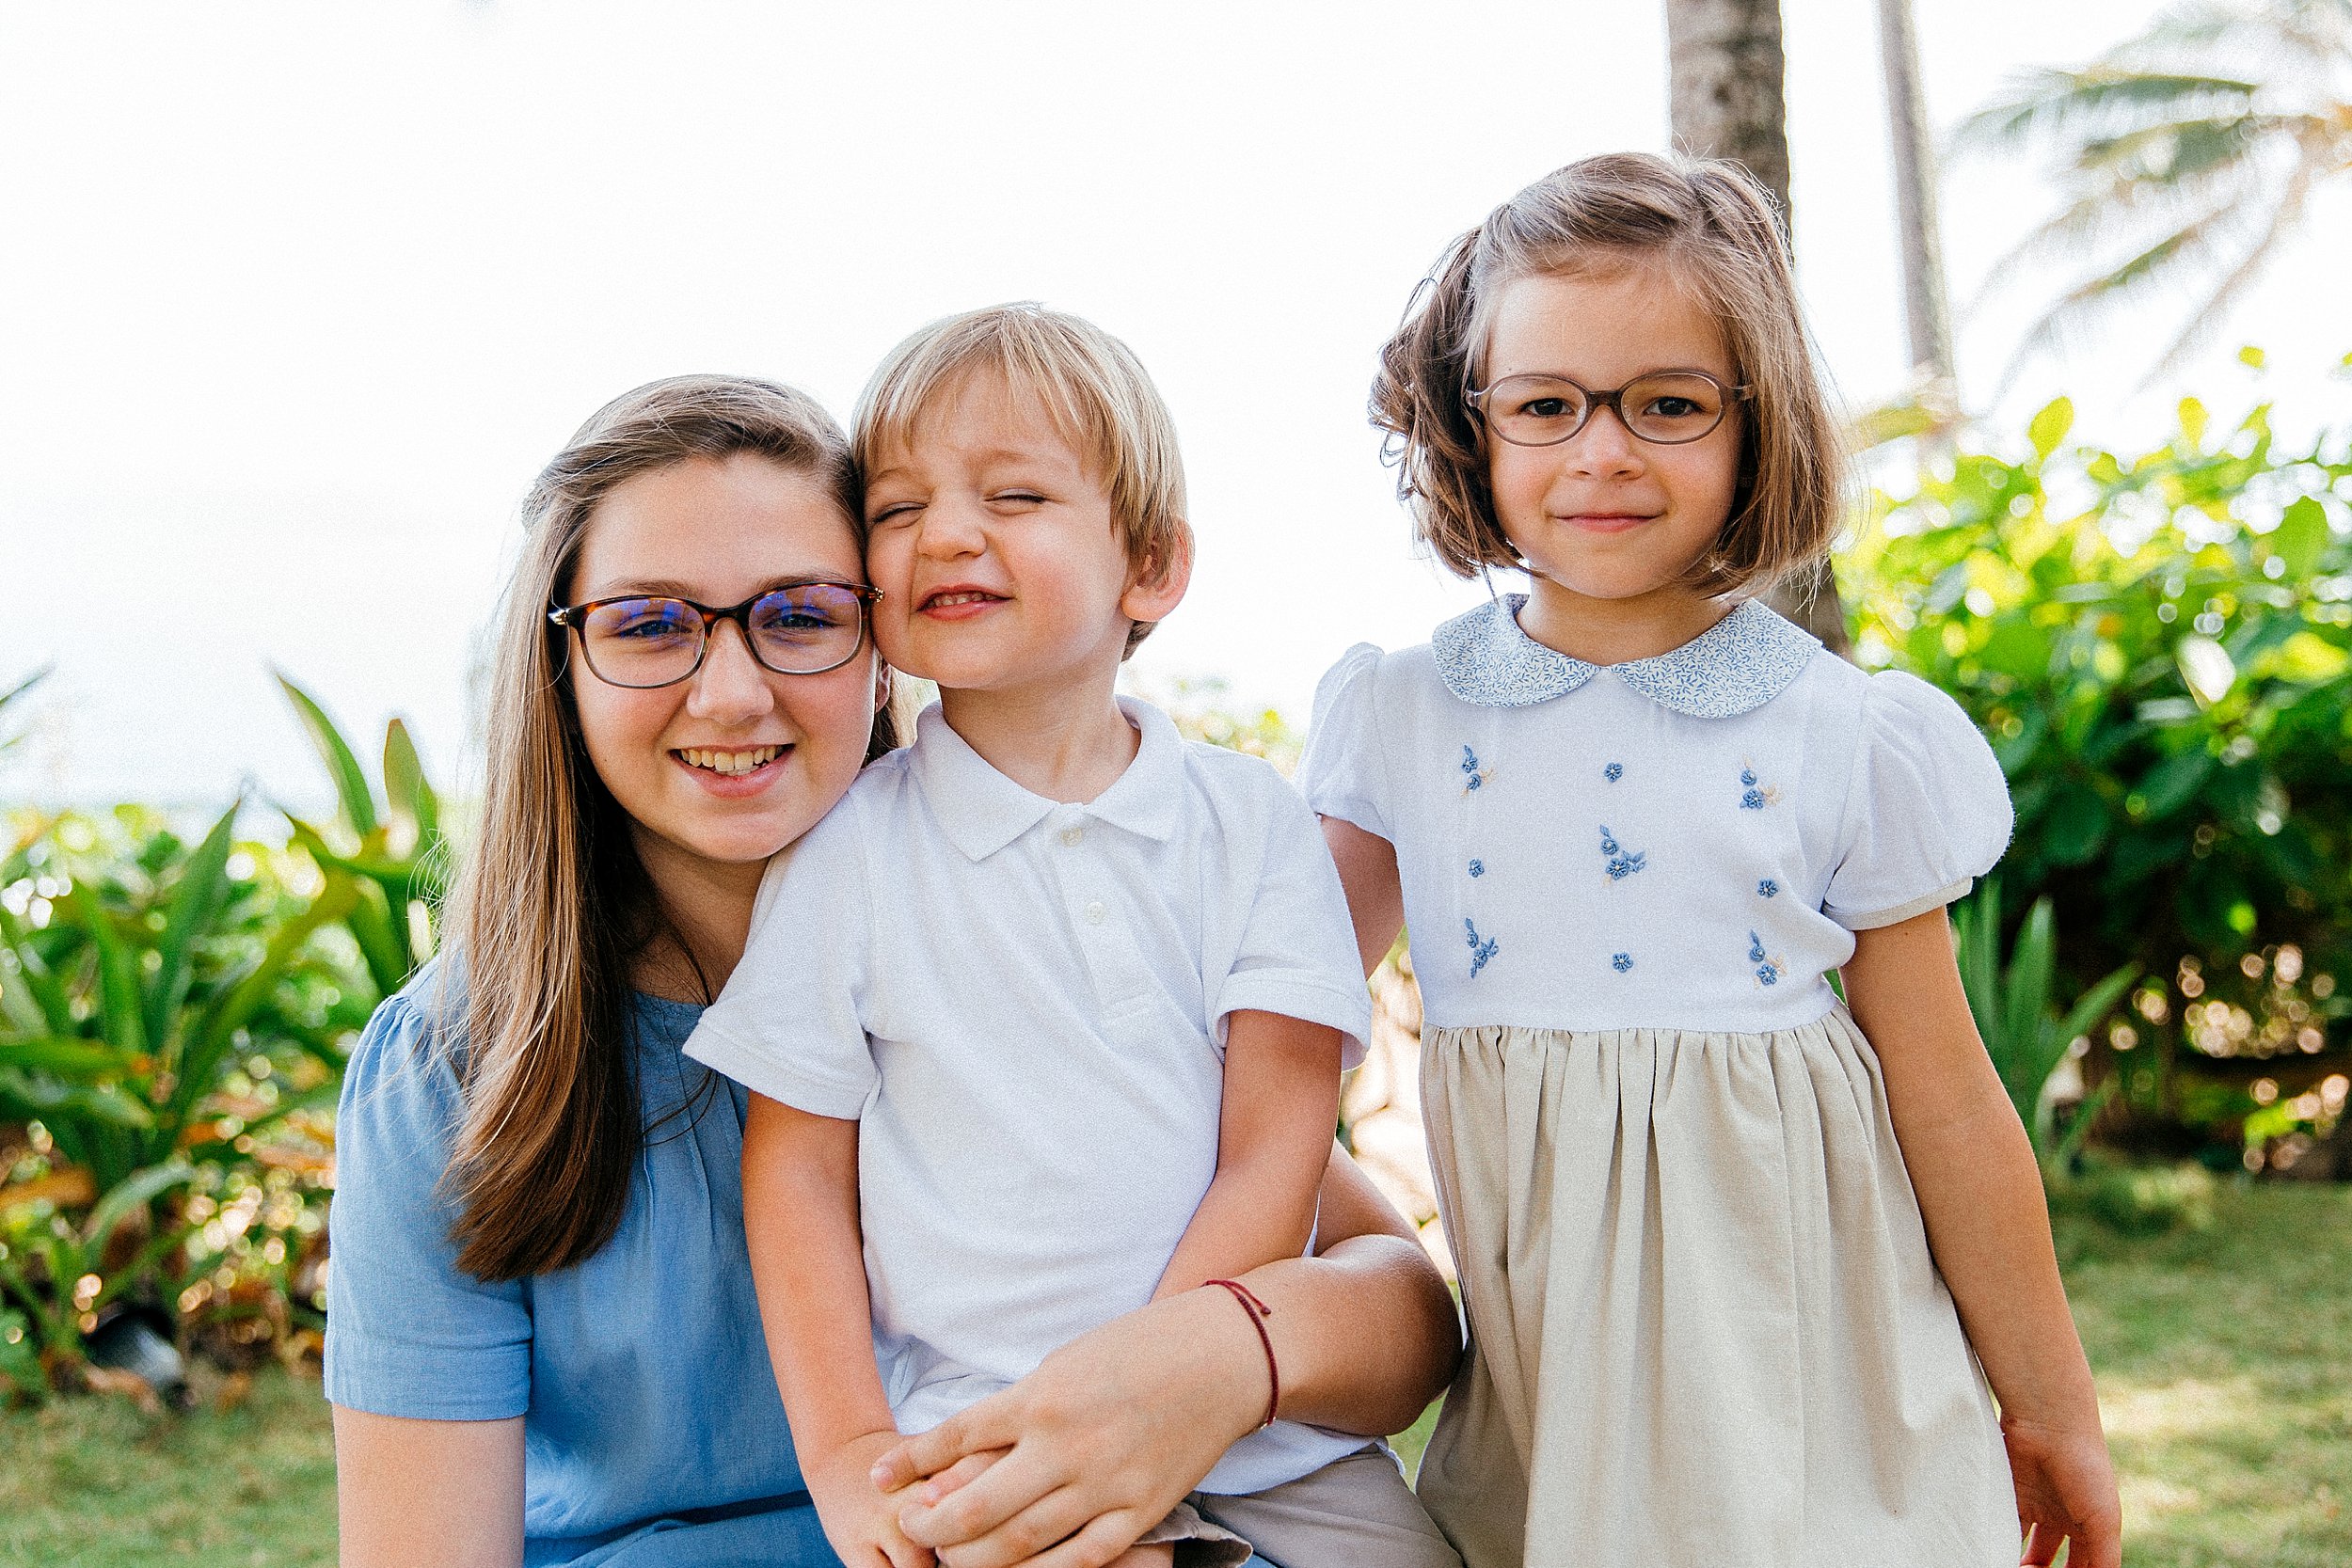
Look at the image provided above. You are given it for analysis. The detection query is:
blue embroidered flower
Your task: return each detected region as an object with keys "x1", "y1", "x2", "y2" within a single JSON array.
[
  {"x1": 1757, "y1": 879, "x2": 1779, "y2": 898},
  {"x1": 1612, "y1": 952, "x2": 1634, "y2": 973},
  {"x1": 1598, "y1": 824, "x2": 1647, "y2": 880},
  {"x1": 1468, "y1": 859, "x2": 1486, "y2": 878},
  {"x1": 1465, "y1": 917, "x2": 1499, "y2": 978},
  {"x1": 1604, "y1": 762, "x2": 1624, "y2": 783},
  {"x1": 1747, "y1": 929, "x2": 1787, "y2": 987},
  {"x1": 1739, "y1": 763, "x2": 1782, "y2": 811},
  {"x1": 1460, "y1": 744, "x2": 1491, "y2": 795}
]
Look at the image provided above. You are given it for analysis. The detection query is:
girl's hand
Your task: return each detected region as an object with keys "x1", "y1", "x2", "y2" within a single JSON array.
[
  {"x1": 870, "y1": 1284, "x2": 1262, "y2": 1568},
  {"x1": 2006, "y1": 1415, "x2": 2122, "y2": 1568},
  {"x1": 811, "y1": 1430, "x2": 940, "y2": 1568}
]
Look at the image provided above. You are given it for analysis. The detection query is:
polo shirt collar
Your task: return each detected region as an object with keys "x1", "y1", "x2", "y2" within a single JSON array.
[
  {"x1": 1432, "y1": 594, "x2": 1820, "y2": 718},
  {"x1": 911, "y1": 696, "x2": 1184, "y2": 862}
]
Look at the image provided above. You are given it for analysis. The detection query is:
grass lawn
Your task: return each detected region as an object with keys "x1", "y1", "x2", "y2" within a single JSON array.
[
  {"x1": 6, "y1": 1179, "x2": 2345, "y2": 1564},
  {"x1": 1, "y1": 1359, "x2": 336, "y2": 1568}
]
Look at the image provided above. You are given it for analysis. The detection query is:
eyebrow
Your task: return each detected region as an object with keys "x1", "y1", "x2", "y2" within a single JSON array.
[{"x1": 577, "y1": 572, "x2": 862, "y2": 601}]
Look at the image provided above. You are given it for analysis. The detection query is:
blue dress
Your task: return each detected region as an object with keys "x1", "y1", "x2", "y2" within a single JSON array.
[{"x1": 325, "y1": 959, "x2": 840, "y2": 1567}]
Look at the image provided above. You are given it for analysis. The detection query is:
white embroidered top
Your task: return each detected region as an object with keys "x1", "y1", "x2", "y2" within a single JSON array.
[{"x1": 1297, "y1": 596, "x2": 2013, "y2": 1036}]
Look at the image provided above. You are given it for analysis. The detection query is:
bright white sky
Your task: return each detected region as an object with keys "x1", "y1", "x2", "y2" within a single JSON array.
[{"x1": 5, "y1": 0, "x2": 2345, "y2": 814}]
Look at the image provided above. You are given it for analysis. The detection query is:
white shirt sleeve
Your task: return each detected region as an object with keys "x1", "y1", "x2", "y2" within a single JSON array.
[
  {"x1": 682, "y1": 798, "x2": 879, "y2": 1118},
  {"x1": 1296, "y1": 642, "x2": 1392, "y2": 842},
  {"x1": 1212, "y1": 766, "x2": 1375, "y2": 1069},
  {"x1": 1822, "y1": 671, "x2": 2015, "y2": 931}
]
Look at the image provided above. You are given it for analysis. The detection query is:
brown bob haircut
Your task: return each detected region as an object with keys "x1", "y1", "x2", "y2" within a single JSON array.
[
  {"x1": 853, "y1": 302, "x2": 1192, "y2": 656},
  {"x1": 1371, "y1": 151, "x2": 1846, "y2": 595}
]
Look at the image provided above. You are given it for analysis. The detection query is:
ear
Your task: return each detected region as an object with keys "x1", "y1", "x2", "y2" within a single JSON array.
[
  {"x1": 1120, "y1": 526, "x2": 1193, "y2": 626},
  {"x1": 871, "y1": 657, "x2": 894, "y2": 716}
]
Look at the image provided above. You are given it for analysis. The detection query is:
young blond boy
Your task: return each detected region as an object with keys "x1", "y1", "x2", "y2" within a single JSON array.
[{"x1": 685, "y1": 305, "x2": 1460, "y2": 1568}]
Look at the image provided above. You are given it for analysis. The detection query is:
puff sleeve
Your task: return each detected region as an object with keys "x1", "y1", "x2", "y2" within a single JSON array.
[
  {"x1": 1821, "y1": 671, "x2": 2013, "y2": 930},
  {"x1": 324, "y1": 980, "x2": 532, "y2": 1420},
  {"x1": 1296, "y1": 642, "x2": 1393, "y2": 841},
  {"x1": 683, "y1": 799, "x2": 878, "y2": 1118}
]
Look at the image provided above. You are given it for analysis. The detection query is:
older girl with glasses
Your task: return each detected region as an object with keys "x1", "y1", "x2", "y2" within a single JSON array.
[{"x1": 325, "y1": 375, "x2": 1459, "y2": 1568}]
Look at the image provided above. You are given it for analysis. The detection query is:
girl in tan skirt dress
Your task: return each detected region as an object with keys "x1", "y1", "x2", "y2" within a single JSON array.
[{"x1": 1299, "y1": 153, "x2": 2122, "y2": 1568}]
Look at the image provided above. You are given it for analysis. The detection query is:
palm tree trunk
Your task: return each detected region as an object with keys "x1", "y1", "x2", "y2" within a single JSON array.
[
  {"x1": 1663, "y1": 0, "x2": 1851, "y2": 654},
  {"x1": 1665, "y1": 0, "x2": 1794, "y2": 210},
  {"x1": 1877, "y1": 0, "x2": 1957, "y2": 395}
]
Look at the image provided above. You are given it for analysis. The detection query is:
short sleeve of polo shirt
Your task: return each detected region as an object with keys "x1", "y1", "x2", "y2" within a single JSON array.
[
  {"x1": 684, "y1": 800, "x2": 878, "y2": 1118},
  {"x1": 1212, "y1": 763, "x2": 1375, "y2": 1071},
  {"x1": 324, "y1": 990, "x2": 532, "y2": 1421},
  {"x1": 1296, "y1": 642, "x2": 1392, "y2": 842}
]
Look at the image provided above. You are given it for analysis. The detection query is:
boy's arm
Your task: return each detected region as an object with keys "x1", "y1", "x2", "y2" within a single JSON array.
[
  {"x1": 1152, "y1": 1009, "x2": 1343, "y2": 1300},
  {"x1": 740, "y1": 1092, "x2": 930, "y2": 1568}
]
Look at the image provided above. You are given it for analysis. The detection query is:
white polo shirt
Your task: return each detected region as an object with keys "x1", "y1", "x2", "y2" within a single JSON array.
[{"x1": 686, "y1": 696, "x2": 1374, "y2": 1496}]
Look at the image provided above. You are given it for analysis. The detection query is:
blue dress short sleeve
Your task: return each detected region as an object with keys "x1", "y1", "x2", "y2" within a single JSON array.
[
  {"x1": 1822, "y1": 671, "x2": 2014, "y2": 930},
  {"x1": 1298, "y1": 643, "x2": 1393, "y2": 841},
  {"x1": 325, "y1": 979, "x2": 531, "y2": 1420}
]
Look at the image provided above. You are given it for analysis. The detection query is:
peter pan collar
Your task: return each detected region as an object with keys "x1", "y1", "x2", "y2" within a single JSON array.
[
  {"x1": 912, "y1": 695, "x2": 1184, "y2": 862},
  {"x1": 1432, "y1": 594, "x2": 1820, "y2": 718}
]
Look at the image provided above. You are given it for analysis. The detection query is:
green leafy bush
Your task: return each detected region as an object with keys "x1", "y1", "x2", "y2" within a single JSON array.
[
  {"x1": 0, "y1": 682, "x2": 442, "y2": 1400},
  {"x1": 1849, "y1": 387, "x2": 2351, "y2": 1152}
]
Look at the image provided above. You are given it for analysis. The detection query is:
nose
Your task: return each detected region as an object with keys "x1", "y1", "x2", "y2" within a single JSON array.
[
  {"x1": 913, "y1": 494, "x2": 986, "y2": 560},
  {"x1": 1562, "y1": 402, "x2": 1645, "y2": 480},
  {"x1": 684, "y1": 619, "x2": 778, "y2": 725}
]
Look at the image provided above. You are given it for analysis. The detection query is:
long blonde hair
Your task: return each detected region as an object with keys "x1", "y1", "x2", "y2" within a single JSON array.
[{"x1": 442, "y1": 374, "x2": 897, "y2": 1282}]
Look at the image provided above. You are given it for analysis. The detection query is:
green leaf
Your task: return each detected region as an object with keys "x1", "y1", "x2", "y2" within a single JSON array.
[
  {"x1": 2040, "y1": 784, "x2": 2109, "y2": 867},
  {"x1": 2130, "y1": 750, "x2": 2214, "y2": 820},
  {"x1": 80, "y1": 1162, "x2": 195, "y2": 1251},
  {"x1": 0, "y1": 1038, "x2": 140, "y2": 1075},
  {"x1": 2177, "y1": 397, "x2": 2208, "y2": 451},
  {"x1": 144, "y1": 800, "x2": 239, "y2": 1059},
  {"x1": 277, "y1": 672, "x2": 379, "y2": 838},
  {"x1": 2056, "y1": 963, "x2": 2140, "y2": 1050},
  {"x1": 382, "y1": 719, "x2": 440, "y2": 853},
  {"x1": 2176, "y1": 636, "x2": 2235, "y2": 706},
  {"x1": 2028, "y1": 397, "x2": 2074, "y2": 460},
  {"x1": 2267, "y1": 496, "x2": 2328, "y2": 578},
  {"x1": 57, "y1": 883, "x2": 145, "y2": 1057}
]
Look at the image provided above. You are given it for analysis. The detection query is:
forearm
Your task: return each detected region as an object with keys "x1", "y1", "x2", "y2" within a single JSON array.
[
  {"x1": 1232, "y1": 1227, "x2": 1459, "y2": 1436},
  {"x1": 333, "y1": 1407, "x2": 523, "y2": 1568},
  {"x1": 1156, "y1": 1009, "x2": 1342, "y2": 1297},
  {"x1": 1845, "y1": 914, "x2": 2103, "y2": 1433},
  {"x1": 1885, "y1": 1067, "x2": 2103, "y2": 1429},
  {"x1": 740, "y1": 1093, "x2": 896, "y2": 1454}
]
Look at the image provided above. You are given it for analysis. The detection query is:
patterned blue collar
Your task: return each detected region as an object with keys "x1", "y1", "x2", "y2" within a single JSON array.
[{"x1": 1432, "y1": 594, "x2": 1820, "y2": 717}]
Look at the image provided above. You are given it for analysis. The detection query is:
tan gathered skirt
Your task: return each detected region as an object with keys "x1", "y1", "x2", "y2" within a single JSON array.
[{"x1": 1414, "y1": 1007, "x2": 2016, "y2": 1568}]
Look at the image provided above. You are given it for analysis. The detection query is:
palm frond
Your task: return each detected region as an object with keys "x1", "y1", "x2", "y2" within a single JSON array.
[
  {"x1": 1956, "y1": 69, "x2": 2260, "y2": 155},
  {"x1": 1995, "y1": 199, "x2": 2249, "y2": 390},
  {"x1": 2148, "y1": 148, "x2": 2322, "y2": 381}
]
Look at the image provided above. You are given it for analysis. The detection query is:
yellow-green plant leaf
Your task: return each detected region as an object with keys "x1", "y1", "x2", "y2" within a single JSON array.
[
  {"x1": 2028, "y1": 396, "x2": 2074, "y2": 460},
  {"x1": 2177, "y1": 397, "x2": 2208, "y2": 450}
]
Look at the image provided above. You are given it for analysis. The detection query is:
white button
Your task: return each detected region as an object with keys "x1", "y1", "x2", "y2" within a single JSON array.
[
  {"x1": 1083, "y1": 901, "x2": 1106, "y2": 926},
  {"x1": 1059, "y1": 826, "x2": 1084, "y2": 847}
]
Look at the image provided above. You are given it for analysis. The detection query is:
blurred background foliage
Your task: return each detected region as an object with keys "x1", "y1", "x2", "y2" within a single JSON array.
[
  {"x1": 0, "y1": 679, "x2": 440, "y2": 1402},
  {"x1": 1848, "y1": 370, "x2": 2352, "y2": 1180},
  {"x1": 2, "y1": 368, "x2": 2348, "y2": 1405}
]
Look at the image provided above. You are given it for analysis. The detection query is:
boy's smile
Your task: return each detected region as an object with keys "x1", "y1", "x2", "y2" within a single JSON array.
[{"x1": 862, "y1": 373, "x2": 1181, "y2": 710}]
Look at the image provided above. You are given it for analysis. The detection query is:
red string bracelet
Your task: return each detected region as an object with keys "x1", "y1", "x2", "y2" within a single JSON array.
[{"x1": 1205, "y1": 1278, "x2": 1279, "y2": 1431}]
